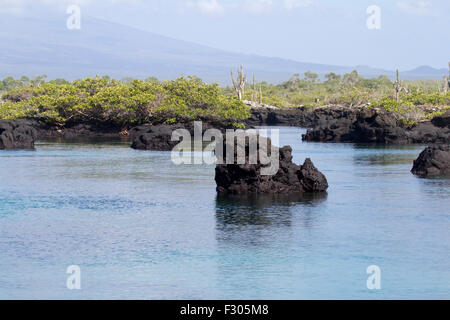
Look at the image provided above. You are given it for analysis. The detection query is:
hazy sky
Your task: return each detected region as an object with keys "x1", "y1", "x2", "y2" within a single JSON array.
[{"x1": 2, "y1": 0, "x2": 449, "y2": 70}]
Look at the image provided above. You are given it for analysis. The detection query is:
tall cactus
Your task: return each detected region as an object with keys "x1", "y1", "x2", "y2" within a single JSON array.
[
  {"x1": 259, "y1": 83, "x2": 262, "y2": 104},
  {"x1": 393, "y1": 69, "x2": 402, "y2": 101},
  {"x1": 445, "y1": 75, "x2": 449, "y2": 94},
  {"x1": 231, "y1": 65, "x2": 247, "y2": 101},
  {"x1": 252, "y1": 73, "x2": 256, "y2": 103},
  {"x1": 445, "y1": 62, "x2": 450, "y2": 94}
]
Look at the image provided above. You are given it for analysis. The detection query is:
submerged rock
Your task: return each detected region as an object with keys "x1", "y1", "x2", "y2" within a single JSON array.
[
  {"x1": 215, "y1": 133, "x2": 328, "y2": 194},
  {"x1": 0, "y1": 120, "x2": 36, "y2": 150},
  {"x1": 411, "y1": 145, "x2": 450, "y2": 177}
]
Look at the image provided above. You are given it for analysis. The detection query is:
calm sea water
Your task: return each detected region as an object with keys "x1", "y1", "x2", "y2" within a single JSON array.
[{"x1": 0, "y1": 127, "x2": 449, "y2": 299}]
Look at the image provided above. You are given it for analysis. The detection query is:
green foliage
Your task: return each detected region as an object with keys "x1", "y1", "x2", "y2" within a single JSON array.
[
  {"x1": 49, "y1": 78, "x2": 71, "y2": 85},
  {"x1": 0, "y1": 76, "x2": 250, "y2": 127},
  {"x1": 304, "y1": 71, "x2": 319, "y2": 83},
  {"x1": 400, "y1": 119, "x2": 417, "y2": 127},
  {"x1": 371, "y1": 97, "x2": 413, "y2": 113},
  {"x1": 329, "y1": 88, "x2": 371, "y2": 106},
  {"x1": 425, "y1": 106, "x2": 450, "y2": 119},
  {"x1": 0, "y1": 101, "x2": 29, "y2": 119},
  {"x1": 232, "y1": 122, "x2": 246, "y2": 129},
  {"x1": 222, "y1": 70, "x2": 448, "y2": 114},
  {"x1": 2, "y1": 71, "x2": 448, "y2": 128},
  {"x1": 155, "y1": 76, "x2": 250, "y2": 123},
  {"x1": 404, "y1": 91, "x2": 449, "y2": 106},
  {"x1": 325, "y1": 72, "x2": 341, "y2": 83},
  {"x1": 371, "y1": 97, "x2": 424, "y2": 125},
  {"x1": 261, "y1": 95, "x2": 287, "y2": 108},
  {"x1": 342, "y1": 70, "x2": 361, "y2": 87},
  {"x1": 0, "y1": 77, "x2": 25, "y2": 92}
]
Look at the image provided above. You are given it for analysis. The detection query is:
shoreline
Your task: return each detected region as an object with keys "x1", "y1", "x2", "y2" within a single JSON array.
[{"x1": 1, "y1": 104, "x2": 449, "y2": 149}]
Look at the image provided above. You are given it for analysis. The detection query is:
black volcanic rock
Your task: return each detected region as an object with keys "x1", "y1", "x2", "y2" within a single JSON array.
[
  {"x1": 245, "y1": 107, "x2": 311, "y2": 127},
  {"x1": 130, "y1": 124, "x2": 187, "y2": 151},
  {"x1": 303, "y1": 108, "x2": 450, "y2": 144},
  {"x1": 36, "y1": 123, "x2": 122, "y2": 139},
  {"x1": 298, "y1": 158, "x2": 329, "y2": 192},
  {"x1": 12, "y1": 119, "x2": 125, "y2": 140},
  {"x1": 0, "y1": 120, "x2": 36, "y2": 149},
  {"x1": 245, "y1": 105, "x2": 365, "y2": 128},
  {"x1": 411, "y1": 145, "x2": 450, "y2": 177},
  {"x1": 215, "y1": 133, "x2": 328, "y2": 194},
  {"x1": 431, "y1": 110, "x2": 450, "y2": 128},
  {"x1": 129, "y1": 122, "x2": 233, "y2": 151}
]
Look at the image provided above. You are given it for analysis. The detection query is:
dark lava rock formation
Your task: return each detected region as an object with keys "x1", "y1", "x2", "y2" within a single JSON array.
[
  {"x1": 245, "y1": 105, "x2": 365, "y2": 128},
  {"x1": 246, "y1": 106, "x2": 312, "y2": 127},
  {"x1": 0, "y1": 120, "x2": 36, "y2": 149},
  {"x1": 215, "y1": 133, "x2": 328, "y2": 194},
  {"x1": 130, "y1": 122, "x2": 231, "y2": 151},
  {"x1": 431, "y1": 110, "x2": 450, "y2": 129},
  {"x1": 302, "y1": 108, "x2": 450, "y2": 144},
  {"x1": 130, "y1": 124, "x2": 189, "y2": 151},
  {"x1": 27, "y1": 120, "x2": 124, "y2": 140},
  {"x1": 411, "y1": 145, "x2": 450, "y2": 177}
]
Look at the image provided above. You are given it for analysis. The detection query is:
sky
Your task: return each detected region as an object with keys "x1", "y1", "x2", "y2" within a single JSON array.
[{"x1": 1, "y1": 0, "x2": 449, "y2": 71}]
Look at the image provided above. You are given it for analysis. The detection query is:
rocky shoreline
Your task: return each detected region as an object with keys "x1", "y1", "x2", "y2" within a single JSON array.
[
  {"x1": 2, "y1": 106, "x2": 450, "y2": 181},
  {"x1": 302, "y1": 109, "x2": 450, "y2": 144},
  {"x1": 129, "y1": 122, "x2": 235, "y2": 151},
  {"x1": 1, "y1": 106, "x2": 450, "y2": 146},
  {"x1": 3, "y1": 105, "x2": 449, "y2": 148},
  {"x1": 244, "y1": 104, "x2": 358, "y2": 128},
  {"x1": 244, "y1": 103, "x2": 450, "y2": 145}
]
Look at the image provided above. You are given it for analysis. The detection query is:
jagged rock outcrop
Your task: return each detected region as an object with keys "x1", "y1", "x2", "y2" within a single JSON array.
[
  {"x1": 302, "y1": 108, "x2": 450, "y2": 144},
  {"x1": 411, "y1": 145, "x2": 450, "y2": 177},
  {"x1": 0, "y1": 120, "x2": 36, "y2": 149},
  {"x1": 215, "y1": 133, "x2": 328, "y2": 194}
]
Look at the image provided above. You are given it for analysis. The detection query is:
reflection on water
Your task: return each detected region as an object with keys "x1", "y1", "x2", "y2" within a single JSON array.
[
  {"x1": 352, "y1": 144, "x2": 424, "y2": 151},
  {"x1": 416, "y1": 177, "x2": 450, "y2": 198},
  {"x1": 39, "y1": 136, "x2": 130, "y2": 145},
  {"x1": 215, "y1": 192, "x2": 327, "y2": 227},
  {"x1": 352, "y1": 144, "x2": 426, "y2": 167},
  {"x1": 214, "y1": 193, "x2": 327, "y2": 249},
  {"x1": 353, "y1": 152, "x2": 418, "y2": 166}
]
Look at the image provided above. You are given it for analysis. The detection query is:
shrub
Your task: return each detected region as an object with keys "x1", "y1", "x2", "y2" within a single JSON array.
[
  {"x1": 0, "y1": 76, "x2": 250, "y2": 127},
  {"x1": 425, "y1": 106, "x2": 450, "y2": 119},
  {"x1": 404, "y1": 92, "x2": 445, "y2": 106},
  {"x1": 371, "y1": 97, "x2": 424, "y2": 124}
]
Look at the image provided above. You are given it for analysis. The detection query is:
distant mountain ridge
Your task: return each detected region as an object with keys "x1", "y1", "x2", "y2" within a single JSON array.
[{"x1": 0, "y1": 13, "x2": 447, "y2": 84}]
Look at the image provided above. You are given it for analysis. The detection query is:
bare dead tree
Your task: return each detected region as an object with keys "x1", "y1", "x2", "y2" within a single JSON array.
[{"x1": 231, "y1": 65, "x2": 247, "y2": 101}]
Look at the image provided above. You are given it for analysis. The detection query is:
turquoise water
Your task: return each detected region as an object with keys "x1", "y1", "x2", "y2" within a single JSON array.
[{"x1": 0, "y1": 127, "x2": 449, "y2": 299}]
